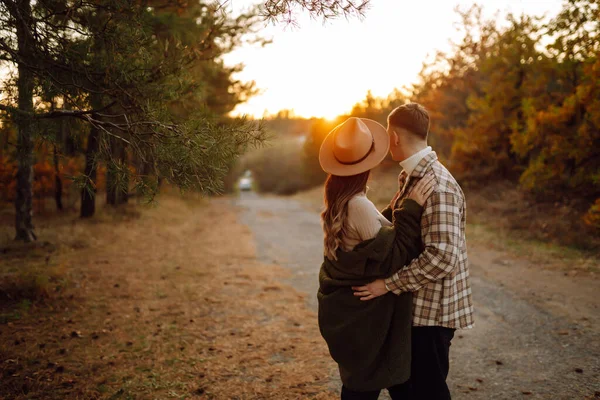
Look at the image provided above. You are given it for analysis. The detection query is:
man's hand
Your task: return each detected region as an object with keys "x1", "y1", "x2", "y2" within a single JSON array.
[{"x1": 352, "y1": 279, "x2": 389, "y2": 301}]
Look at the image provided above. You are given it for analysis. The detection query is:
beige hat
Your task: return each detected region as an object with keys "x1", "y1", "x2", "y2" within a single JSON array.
[{"x1": 319, "y1": 117, "x2": 389, "y2": 176}]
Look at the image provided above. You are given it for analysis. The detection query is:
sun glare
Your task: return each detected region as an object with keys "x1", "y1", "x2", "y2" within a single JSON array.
[{"x1": 225, "y1": 0, "x2": 564, "y2": 122}]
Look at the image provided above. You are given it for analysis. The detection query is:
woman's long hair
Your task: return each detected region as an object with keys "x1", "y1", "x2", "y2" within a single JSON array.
[{"x1": 321, "y1": 171, "x2": 370, "y2": 260}]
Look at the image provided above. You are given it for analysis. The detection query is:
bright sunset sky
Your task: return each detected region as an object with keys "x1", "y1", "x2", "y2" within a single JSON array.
[{"x1": 223, "y1": 0, "x2": 564, "y2": 119}]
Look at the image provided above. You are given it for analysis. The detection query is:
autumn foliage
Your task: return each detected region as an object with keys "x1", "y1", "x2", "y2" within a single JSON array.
[
  {"x1": 299, "y1": 1, "x2": 599, "y2": 233},
  {"x1": 411, "y1": 2, "x2": 599, "y2": 230},
  {"x1": 0, "y1": 155, "x2": 81, "y2": 212}
]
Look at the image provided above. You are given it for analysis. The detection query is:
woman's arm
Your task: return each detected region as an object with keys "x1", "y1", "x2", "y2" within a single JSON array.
[
  {"x1": 388, "y1": 174, "x2": 437, "y2": 272},
  {"x1": 381, "y1": 190, "x2": 401, "y2": 222},
  {"x1": 381, "y1": 205, "x2": 393, "y2": 223},
  {"x1": 390, "y1": 198, "x2": 424, "y2": 270}
]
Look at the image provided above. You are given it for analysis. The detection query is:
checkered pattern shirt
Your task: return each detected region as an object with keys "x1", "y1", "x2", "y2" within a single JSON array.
[{"x1": 383, "y1": 152, "x2": 474, "y2": 329}]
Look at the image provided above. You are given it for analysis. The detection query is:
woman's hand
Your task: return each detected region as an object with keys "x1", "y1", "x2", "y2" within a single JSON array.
[
  {"x1": 352, "y1": 279, "x2": 389, "y2": 301},
  {"x1": 407, "y1": 173, "x2": 436, "y2": 206}
]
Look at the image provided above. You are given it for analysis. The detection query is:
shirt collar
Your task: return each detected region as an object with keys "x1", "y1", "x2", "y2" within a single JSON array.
[{"x1": 399, "y1": 146, "x2": 432, "y2": 177}]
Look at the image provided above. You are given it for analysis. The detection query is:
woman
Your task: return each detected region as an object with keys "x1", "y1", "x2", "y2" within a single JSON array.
[{"x1": 317, "y1": 117, "x2": 434, "y2": 400}]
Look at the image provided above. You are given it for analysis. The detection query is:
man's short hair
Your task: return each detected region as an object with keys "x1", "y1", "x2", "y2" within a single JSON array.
[{"x1": 387, "y1": 103, "x2": 430, "y2": 140}]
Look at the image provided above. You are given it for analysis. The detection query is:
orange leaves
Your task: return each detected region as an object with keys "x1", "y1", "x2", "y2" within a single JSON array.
[
  {"x1": 584, "y1": 198, "x2": 600, "y2": 230},
  {"x1": 0, "y1": 156, "x2": 83, "y2": 206},
  {"x1": 33, "y1": 161, "x2": 55, "y2": 199},
  {"x1": 0, "y1": 157, "x2": 17, "y2": 202}
]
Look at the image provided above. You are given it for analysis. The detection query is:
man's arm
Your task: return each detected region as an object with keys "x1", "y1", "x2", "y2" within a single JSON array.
[{"x1": 384, "y1": 190, "x2": 462, "y2": 294}]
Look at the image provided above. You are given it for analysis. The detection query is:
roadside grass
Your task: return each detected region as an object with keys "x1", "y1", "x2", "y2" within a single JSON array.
[
  {"x1": 293, "y1": 166, "x2": 599, "y2": 276},
  {"x1": 466, "y1": 223, "x2": 598, "y2": 274},
  {"x1": 0, "y1": 194, "x2": 336, "y2": 399}
]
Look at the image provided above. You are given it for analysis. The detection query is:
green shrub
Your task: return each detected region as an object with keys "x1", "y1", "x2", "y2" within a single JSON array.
[{"x1": 240, "y1": 137, "x2": 312, "y2": 195}]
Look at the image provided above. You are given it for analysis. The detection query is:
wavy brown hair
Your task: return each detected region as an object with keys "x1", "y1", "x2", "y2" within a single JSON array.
[{"x1": 321, "y1": 171, "x2": 370, "y2": 260}]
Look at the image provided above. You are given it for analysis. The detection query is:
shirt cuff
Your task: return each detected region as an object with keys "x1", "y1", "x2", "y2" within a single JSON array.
[{"x1": 384, "y1": 278, "x2": 394, "y2": 293}]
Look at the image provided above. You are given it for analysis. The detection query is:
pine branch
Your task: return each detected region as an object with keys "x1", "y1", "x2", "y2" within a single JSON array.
[
  {"x1": 261, "y1": 0, "x2": 370, "y2": 24},
  {"x1": 0, "y1": 102, "x2": 116, "y2": 119}
]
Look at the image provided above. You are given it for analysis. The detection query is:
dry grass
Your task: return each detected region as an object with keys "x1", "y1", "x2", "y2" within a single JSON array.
[{"x1": 0, "y1": 194, "x2": 336, "y2": 399}]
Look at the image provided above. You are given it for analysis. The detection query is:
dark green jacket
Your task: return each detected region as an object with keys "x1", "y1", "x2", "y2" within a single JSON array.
[{"x1": 317, "y1": 199, "x2": 423, "y2": 391}]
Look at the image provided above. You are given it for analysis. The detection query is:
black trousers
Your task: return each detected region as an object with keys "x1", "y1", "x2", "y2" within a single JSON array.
[
  {"x1": 410, "y1": 326, "x2": 455, "y2": 400},
  {"x1": 341, "y1": 326, "x2": 455, "y2": 400},
  {"x1": 341, "y1": 382, "x2": 410, "y2": 400}
]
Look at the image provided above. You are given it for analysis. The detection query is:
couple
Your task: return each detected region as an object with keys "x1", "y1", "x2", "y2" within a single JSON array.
[{"x1": 317, "y1": 104, "x2": 474, "y2": 400}]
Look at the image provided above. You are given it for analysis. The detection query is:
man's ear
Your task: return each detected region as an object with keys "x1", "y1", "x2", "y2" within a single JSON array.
[{"x1": 392, "y1": 129, "x2": 400, "y2": 146}]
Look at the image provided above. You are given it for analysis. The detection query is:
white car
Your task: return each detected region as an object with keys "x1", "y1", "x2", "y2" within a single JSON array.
[{"x1": 239, "y1": 177, "x2": 253, "y2": 191}]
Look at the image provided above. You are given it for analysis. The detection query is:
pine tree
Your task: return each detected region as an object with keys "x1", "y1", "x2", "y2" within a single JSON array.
[{"x1": 0, "y1": 0, "x2": 371, "y2": 240}]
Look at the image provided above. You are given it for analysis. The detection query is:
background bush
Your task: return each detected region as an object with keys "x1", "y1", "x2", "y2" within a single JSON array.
[{"x1": 240, "y1": 137, "x2": 312, "y2": 195}]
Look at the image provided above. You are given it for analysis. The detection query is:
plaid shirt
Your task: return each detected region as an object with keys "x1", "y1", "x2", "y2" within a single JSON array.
[{"x1": 382, "y1": 152, "x2": 474, "y2": 329}]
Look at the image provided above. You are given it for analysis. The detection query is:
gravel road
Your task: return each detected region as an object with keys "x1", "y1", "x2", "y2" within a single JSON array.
[{"x1": 236, "y1": 191, "x2": 600, "y2": 400}]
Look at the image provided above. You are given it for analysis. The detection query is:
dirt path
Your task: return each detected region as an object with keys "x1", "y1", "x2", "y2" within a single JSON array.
[{"x1": 236, "y1": 191, "x2": 600, "y2": 400}]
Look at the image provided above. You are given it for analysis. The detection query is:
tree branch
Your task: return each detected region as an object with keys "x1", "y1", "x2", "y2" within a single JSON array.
[{"x1": 0, "y1": 101, "x2": 116, "y2": 119}]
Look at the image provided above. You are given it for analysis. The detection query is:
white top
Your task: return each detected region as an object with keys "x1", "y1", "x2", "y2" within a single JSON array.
[
  {"x1": 399, "y1": 146, "x2": 432, "y2": 176},
  {"x1": 341, "y1": 193, "x2": 392, "y2": 251}
]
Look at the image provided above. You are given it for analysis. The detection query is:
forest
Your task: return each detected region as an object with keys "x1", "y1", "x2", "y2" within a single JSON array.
[{"x1": 1, "y1": 0, "x2": 358, "y2": 241}]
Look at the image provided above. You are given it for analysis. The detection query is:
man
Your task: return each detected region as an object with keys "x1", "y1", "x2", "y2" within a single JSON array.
[{"x1": 353, "y1": 103, "x2": 474, "y2": 399}]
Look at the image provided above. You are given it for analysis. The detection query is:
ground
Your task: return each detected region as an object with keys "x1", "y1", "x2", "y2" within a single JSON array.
[
  {"x1": 0, "y1": 190, "x2": 599, "y2": 399},
  {"x1": 0, "y1": 195, "x2": 335, "y2": 400}
]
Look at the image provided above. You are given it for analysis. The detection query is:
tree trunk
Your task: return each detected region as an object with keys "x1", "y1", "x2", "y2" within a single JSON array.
[
  {"x1": 14, "y1": 0, "x2": 36, "y2": 242},
  {"x1": 80, "y1": 94, "x2": 102, "y2": 218},
  {"x1": 106, "y1": 138, "x2": 128, "y2": 205},
  {"x1": 53, "y1": 144, "x2": 63, "y2": 211},
  {"x1": 80, "y1": 124, "x2": 99, "y2": 218},
  {"x1": 106, "y1": 138, "x2": 118, "y2": 206},
  {"x1": 119, "y1": 144, "x2": 129, "y2": 205}
]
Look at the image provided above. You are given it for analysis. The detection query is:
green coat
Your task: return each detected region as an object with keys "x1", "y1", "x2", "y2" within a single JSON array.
[{"x1": 317, "y1": 199, "x2": 423, "y2": 391}]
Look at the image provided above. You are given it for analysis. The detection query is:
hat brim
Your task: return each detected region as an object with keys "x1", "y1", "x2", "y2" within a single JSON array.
[{"x1": 319, "y1": 118, "x2": 390, "y2": 177}]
